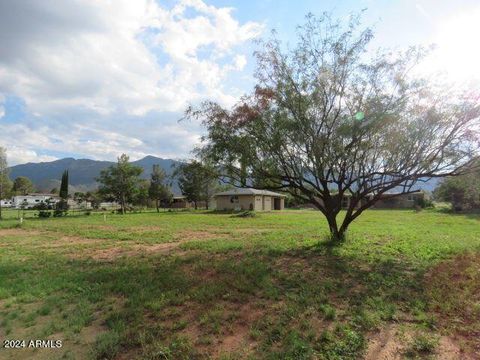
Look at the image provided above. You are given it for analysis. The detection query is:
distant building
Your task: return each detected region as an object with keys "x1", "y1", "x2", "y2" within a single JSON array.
[
  {"x1": 0, "y1": 199, "x2": 13, "y2": 208},
  {"x1": 171, "y1": 196, "x2": 193, "y2": 209},
  {"x1": 214, "y1": 188, "x2": 285, "y2": 211},
  {"x1": 98, "y1": 202, "x2": 119, "y2": 210},
  {"x1": 11, "y1": 193, "x2": 60, "y2": 209},
  {"x1": 339, "y1": 191, "x2": 426, "y2": 209},
  {"x1": 67, "y1": 199, "x2": 92, "y2": 210},
  {"x1": 369, "y1": 191, "x2": 426, "y2": 209}
]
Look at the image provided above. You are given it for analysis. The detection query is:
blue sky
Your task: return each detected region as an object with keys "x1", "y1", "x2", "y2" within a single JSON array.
[{"x1": 0, "y1": 0, "x2": 479, "y2": 165}]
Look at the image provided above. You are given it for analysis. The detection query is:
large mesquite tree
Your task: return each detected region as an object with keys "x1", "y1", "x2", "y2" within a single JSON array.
[{"x1": 186, "y1": 14, "x2": 480, "y2": 241}]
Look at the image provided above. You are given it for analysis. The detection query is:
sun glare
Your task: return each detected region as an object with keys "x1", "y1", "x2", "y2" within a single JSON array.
[{"x1": 432, "y1": 7, "x2": 480, "y2": 82}]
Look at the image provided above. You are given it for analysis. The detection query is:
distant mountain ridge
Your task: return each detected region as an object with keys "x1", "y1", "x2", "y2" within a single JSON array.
[{"x1": 8, "y1": 156, "x2": 182, "y2": 193}]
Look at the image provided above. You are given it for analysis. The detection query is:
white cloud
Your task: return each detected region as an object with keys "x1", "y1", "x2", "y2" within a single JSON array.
[
  {"x1": 0, "y1": 0, "x2": 263, "y2": 164},
  {"x1": 0, "y1": 0, "x2": 262, "y2": 116},
  {"x1": 6, "y1": 146, "x2": 57, "y2": 165}
]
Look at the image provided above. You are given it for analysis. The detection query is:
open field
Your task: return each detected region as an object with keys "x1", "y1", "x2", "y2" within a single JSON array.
[{"x1": 0, "y1": 209, "x2": 479, "y2": 359}]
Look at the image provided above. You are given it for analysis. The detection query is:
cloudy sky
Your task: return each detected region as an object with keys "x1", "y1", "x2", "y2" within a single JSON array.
[{"x1": 1, "y1": 0, "x2": 479, "y2": 165}]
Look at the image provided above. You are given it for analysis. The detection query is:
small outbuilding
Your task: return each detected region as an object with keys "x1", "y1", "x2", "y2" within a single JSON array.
[{"x1": 214, "y1": 188, "x2": 286, "y2": 211}]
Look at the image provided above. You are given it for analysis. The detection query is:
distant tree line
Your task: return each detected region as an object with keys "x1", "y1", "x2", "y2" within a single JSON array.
[{"x1": 0, "y1": 149, "x2": 223, "y2": 219}]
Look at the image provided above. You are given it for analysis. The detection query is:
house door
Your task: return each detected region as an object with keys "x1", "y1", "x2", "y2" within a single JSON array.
[{"x1": 273, "y1": 198, "x2": 281, "y2": 210}]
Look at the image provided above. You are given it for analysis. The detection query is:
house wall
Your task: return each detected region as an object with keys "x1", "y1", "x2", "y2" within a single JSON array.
[
  {"x1": 372, "y1": 193, "x2": 424, "y2": 209},
  {"x1": 254, "y1": 196, "x2": 263, "y2": 211},
  {"x1": 215, "y1": 195, "x2": 285, "y2": 211},
  {"x1": 0, "y1": 199, "x2": 13, "y2": 208},
  {"x1": 263, "y1": 196, "x2": 272, "y2": 211},
  {"x1": 215, "y1": 195, "x2": 257, "y2": 211},
  {"x1": 12, "y1": 195, "x2": 59, "y2": 209}
]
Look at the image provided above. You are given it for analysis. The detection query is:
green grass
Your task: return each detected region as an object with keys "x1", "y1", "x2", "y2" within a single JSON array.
[{"x1": 0, "y1": 209, "x2": 479, "y2": 359}]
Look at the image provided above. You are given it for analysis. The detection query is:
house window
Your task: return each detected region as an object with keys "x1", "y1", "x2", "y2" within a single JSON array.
[
  {"x1": 35, "y1": 199, "x2": 40, "y2": 202},
  {"x1": 407, "y1": 195, "x2": 414, "y2": 201},
  {"x1": 230, "y1": 196, "x2": 239, "y2": 203}
]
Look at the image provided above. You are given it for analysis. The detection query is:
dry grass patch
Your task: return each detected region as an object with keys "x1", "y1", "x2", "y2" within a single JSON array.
[
  {"x1": 365, "y1": 324, "x2": 466, "y2": 360},
  {"x1": 425, "y1": 253, "x2": 480, "y2": 358}
]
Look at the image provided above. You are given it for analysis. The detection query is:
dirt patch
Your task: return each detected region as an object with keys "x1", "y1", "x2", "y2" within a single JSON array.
[
  {"x1": 213, "y1": 302, "x2": 262, "y2": 357},
  {"x1": 0, "y1": 228, "x2": 42, "y2": 237},
  {"x1": 88, "y1": 242, "x2": 183, "y2": 261},
  {"x1": 174, "y1": 230, "x2": 223, "y2": 241},
  {"x1": 425, "y1": 253, "x2": 480, "y2": 358},
  {"x1": 365, "y1": 325, "x2": 468, "y2": 360},
  {"x1": 365, "y1": 325, "x2": 403, "y2": 360},
  {"x1": 41, "y1": 235, "x2": 106, "y2": 248}
]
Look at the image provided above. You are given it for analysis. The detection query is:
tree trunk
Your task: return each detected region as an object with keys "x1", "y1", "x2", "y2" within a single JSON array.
[
  {"x1": 325, "y1": 213, "x2": 345, "y2": 242},
  {"x1": 0, "y1": 202, "x2": 2, "y2": 220},
  {"x1": 156, "y1": 199, "x2": 159, "y2": 213},
  {"x1": 194, "y1": 201, "x2": 198, "y2": 210}
]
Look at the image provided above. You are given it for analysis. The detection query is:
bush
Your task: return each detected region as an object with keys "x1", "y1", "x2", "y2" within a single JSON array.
[
  {"x1": 230, "y1": 210, "x2": 258, "y2": 218},
  {"x1": 415, "y1": 197, "x2": 434, "y2": 209},
  {"x1": 38, "y1": 210, "x2": 51, "y2": 218}
]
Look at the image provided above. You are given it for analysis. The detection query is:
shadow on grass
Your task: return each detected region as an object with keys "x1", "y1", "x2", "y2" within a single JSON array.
[{"x1": 0, "y1": 238, "x2": 438, "y2": 360}]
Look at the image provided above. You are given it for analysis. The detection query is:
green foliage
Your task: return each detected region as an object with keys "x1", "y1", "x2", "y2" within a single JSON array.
[
  {"x1": 317, "y1": 326, "x2": 365, "y2": 360},
  {"x1": 405, "y1": 333, "x2": 439, "y2": 358},
  {"x1": 59, "y1": 170, "x2": 69, "y2": 200},
  {"x1": 148, "y1": 164, "x2": 171, "y2": 211},
  {"x1": 97, "y1": 154, "x2": 143, "y2": 214},
  {"x1": 92, "y1": 331, "x2": 122, "y2": 360},
  {"x1": 190, "y1": 12, "x2": 480, "y2": 240},
  {"x1": 12, "y1": 176, "x2": 34, "y2": 195},
  {"x1": 173, "y1": 160, "x2": 218, "y2": 209},
  {"x1": 434, "y1": 165, "x2": 480, "y2": 212}
]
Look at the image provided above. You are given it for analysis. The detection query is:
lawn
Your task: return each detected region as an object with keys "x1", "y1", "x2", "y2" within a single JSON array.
[{"x1": 0, "y1": 209, "x2": 479, "y2": 359}]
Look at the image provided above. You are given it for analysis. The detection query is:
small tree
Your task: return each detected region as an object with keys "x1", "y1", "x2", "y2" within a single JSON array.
[
  {"x1": 134, "y1": 179, "x2": 150, "y2": 209},
  {"x1": 0, "y1": 147, "x2": 12, "y2": 220},
  {"x1": 188, "y1": 13, "x2": 480, "y2": 241},
  {"x1": 148, "y1": 165, "x2": 172, "y2": 212},
  {"x1": 55, "y1": 170, "x2": 69, "y2": 216},
  {"x1": 97, "y1": 154, "x2": 143, "y2": 214},
  {"x1": 12, "y1": 176, "x2": 34, "y2": 195},
  {"x1": 59, "y1": 170, "x2": 69, "y2": 199},
  {"x1": 434, "y1": 163, "x2": 480, "y2": 211},
  {"x1": 173, "y1": 161, "x2": 218, "y2": 210}
]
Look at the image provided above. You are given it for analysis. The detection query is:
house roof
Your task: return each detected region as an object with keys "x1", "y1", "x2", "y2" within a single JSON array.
[
  {"x1": 14, "y1": 193, "x2": 58, "y2": 197},
  {"x1": 214, "y1": 188, "x2": 286, "y2": 197}
]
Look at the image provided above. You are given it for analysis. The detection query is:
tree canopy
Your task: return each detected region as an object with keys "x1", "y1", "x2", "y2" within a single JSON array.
[
  {"x1": 187, "y1": 13, "x2": 480, "y2": 240},
  {"x1": 434, "y1": 161, "x2": 480, "y2": 212},
  {"x1": 97, "y1": 154, "x2": 143, "y2": 214},
  {"x1": 12, "y1": 176, "x2": 35, "y2": 195},
  {"x1": 148, "y1": 164, "x2": 171, "y2": 212},
  {"x1": 173, "y1": 160, "x2": 218, "y2": 210}
]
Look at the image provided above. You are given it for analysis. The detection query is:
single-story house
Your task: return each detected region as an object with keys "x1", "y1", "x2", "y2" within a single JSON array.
[
  {"x1": 306, "y1": 191, "x2": 426, "y2": 210},
  {"x1": 11, "y1": 193, "x2": 60, "y2": 209},
  {"x1": 339, "y1": 191, "x2": 426, "y2": 209},
  {"x1": 170, "y1": 196, "x2": 193, "y2": 209},
  {"x1": 214, "y1": 188, "x2": 286, "y2": 211},
  {"x1": 369, "y1": 191, "x2": 425, "y2": 209}
]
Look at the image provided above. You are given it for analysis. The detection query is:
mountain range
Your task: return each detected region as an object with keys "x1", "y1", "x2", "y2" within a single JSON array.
[
  {"x1": 8, "y1": 156, "x2": 440, "y2": 195},
  {"x1": 8, "y1": 156, "x2": 182, "y2": 194}
]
